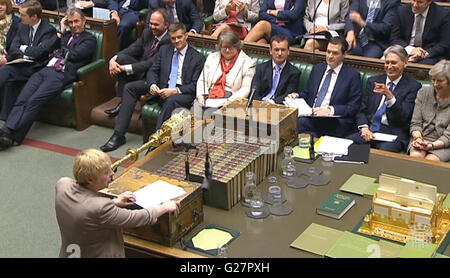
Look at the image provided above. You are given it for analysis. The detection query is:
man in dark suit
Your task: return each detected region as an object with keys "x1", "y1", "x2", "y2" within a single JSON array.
[
  {"x1": 251, "y1": 35, "x2": 300, "y2": 104},
  {"x1": 109, "y1": 0, "x2": 148, "y2": 49},
  {"x1": 287, "y1": 37, "x2": 362, "y2": 138},
  {"x1": 146, "y1": 0, "x2": 203, "y2": 33},
  {"x1": 100, "y1": 23, "x2": 204, "y2": 152},
  {"x1": 345, "y1": 0, "x2": 400, "y2": 58},
  {"x1": 104, "y1": 8, "x2": 170, "y2": 117},
  {"x1": 0, "y1": 8, "x2": 97, "y2": 150},
  {"x1": 347, "y1": 45, "x2": 422, "y2": 153},
  {"x1": 0, "y1": 0, "x2": 58, "y2": 120},
  {"x1": 390, "y1": 0, "x2": 450, "y2": 64}
]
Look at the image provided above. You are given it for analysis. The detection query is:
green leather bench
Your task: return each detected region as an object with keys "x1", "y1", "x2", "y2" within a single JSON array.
[{"x1": 140, "y1": 48, "x2": 431, "y2": 139}]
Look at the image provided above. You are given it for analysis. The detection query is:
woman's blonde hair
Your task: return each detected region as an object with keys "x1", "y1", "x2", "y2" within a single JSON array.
[{"x1": 73, "y1": 149, "x2": 111, "y2": 185}]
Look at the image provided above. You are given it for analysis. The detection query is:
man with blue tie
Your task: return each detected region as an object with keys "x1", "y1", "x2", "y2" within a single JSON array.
[
  {"x1": 345, "y1": 0, "x2": 400, "y2": 58},
  {"x1": 109, "y1": 0, "x2": 147, "y2": 49},
  {"x1": 100, "y1": 23, "x2": 204, "y2": 152},
  {"x1": 0, "y1": 8, "x2": 97, "y2": 150},
  {"x1": 0, "y1": 0, "x2": 57, "y2": 120},
  {"x1": 251, "y1": 35, "x2": 301, "y2": 104},
  {"x1": 347, "y1": 45, "x2": 422, "y2": 153},
  {"x1": 286, "y1": 37, "x2": 362, "y2": 138},
  {"x1": 146, "y1": 0, "x2": 203, "y2": 34}
]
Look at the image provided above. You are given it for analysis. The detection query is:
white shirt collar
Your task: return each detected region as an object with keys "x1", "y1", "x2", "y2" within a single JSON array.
[
  {"x1": 272, "y1": 60, "x2": 287, "y2": 71},
  {"x1": 416, "y1": 6, "x2": 430, "y2": 18},
  {"x1": 31, "y1": 19, "x2": 41, "y2": 32},
  {"x1": 174, "y1": 44, "x2": 188, "y2": 56},
  {"x1": 386, "y1": 75, "x2": 402, "y2": 87},
  {"x1": 326, "y1": 62, "x2": 343, "y2": 75}
]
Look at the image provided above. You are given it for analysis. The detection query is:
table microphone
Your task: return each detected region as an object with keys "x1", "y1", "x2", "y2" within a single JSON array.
[{"x1": 245, "y1": 86, "x2": 257, "y2": 115}]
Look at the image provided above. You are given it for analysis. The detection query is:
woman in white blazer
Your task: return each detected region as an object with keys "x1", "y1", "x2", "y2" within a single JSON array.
[{"x1": 196, "y1": 29, "x2": 256, "y2": 112}]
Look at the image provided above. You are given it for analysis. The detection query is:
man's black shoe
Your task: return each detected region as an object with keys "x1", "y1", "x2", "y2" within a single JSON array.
[
  {"x1": 0, "y1": 135, "x2": 13, "y2": 150},
  {"x1": 104, "y1": 102, "x2": 122, "y2": 117},
  {"x1": 100, "y1": 133, "x2": 126, "y2": 152}
]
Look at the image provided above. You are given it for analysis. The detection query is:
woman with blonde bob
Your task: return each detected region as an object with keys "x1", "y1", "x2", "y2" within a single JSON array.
[
  {"x1": 409, "y1": 60, "x2": 450, "y2": 162},
  {"x1": 55, "y1": 149, "x2": 180, "y2": 258}
]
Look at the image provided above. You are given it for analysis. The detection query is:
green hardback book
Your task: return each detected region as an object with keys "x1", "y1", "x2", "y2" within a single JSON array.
[
  {"x1": 339, "y1": 174, "x2": 378, "y2": 197},
  {"x1": 290, "y1": 223, "x2": 344, "y2": 256},
  {"x1": 398, "y1": 240, "x2": 437, "y2": 258},
  {"x1": 325, "y1": 231, "x2": 380, "y2": 258},
  {"x1": 316, "y1": 193, "x2": 356, "y2": 219}
]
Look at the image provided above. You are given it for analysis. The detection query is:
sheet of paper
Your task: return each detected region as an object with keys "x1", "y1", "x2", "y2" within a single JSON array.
[
  {"x1": 205, "y1": 98, "x2": 227, "y2": 108},
  {"x1": 316, "y1": 136, "x2": 353, "y2": 156},
  {"x1": 5, "y1": 58, "x2": 33, "y2": 65},
  {"x1": 133, "y1": 180, "x2": 186, "y2": 208},
  {"x1": 373, "y1": 132, "x2": 398, "y2": 142},
  {"x1": 283, "y1": 98, "x2": 312, "y2": 116},
  {"x1": 192, "y1": 228, "x2": 233, "y2": 250},
  {"x1": 93, "y1": 7, "x2": 110, "y2": 20}
]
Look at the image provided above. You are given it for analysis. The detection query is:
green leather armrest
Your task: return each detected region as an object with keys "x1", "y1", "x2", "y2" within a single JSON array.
[
  {"x1": 142, "y1": 102, "x2": 162, "y2": 121},
  {"x1": 204, "y1": 15, "x2": 215, "y2": 25},
  {"x1": 77, "y1": 59, "x2": 105, "y2": 76}
]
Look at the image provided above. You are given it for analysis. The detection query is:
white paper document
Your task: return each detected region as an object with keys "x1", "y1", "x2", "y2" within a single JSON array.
[
  {"x1": 133, "y1": 180, "x2": 186, "y2": 208},
  {"x1": 316, "y1": 136, "x2": 354, "y2": 156},
  {"x1": 93, "y1": 7, "x2": 111, "y2": 20},
  {"x1": 283, "y1": 98, "x2": 312, "y2": 116},
  {"x1": 205, "y1": 98, "x2": 227, "y2": 108},
  {"x1": 373, "y1": 132, "x2": 398, "y2": 142}
]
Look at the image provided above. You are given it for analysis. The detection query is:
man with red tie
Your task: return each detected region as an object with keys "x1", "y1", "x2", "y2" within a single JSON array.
[{"x1": 0, "y1": 8, "x2": 96, "y2": 150}]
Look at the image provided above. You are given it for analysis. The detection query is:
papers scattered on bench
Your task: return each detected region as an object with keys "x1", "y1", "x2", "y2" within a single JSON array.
[
  {"x1": 205, "y1": 98, "x2": 227, "y2": 108},
  {"x1": 133, "y1": 180, "x2": 186, "y2": 208}
]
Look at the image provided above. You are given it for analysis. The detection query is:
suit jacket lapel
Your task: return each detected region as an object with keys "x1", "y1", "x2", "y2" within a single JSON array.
[
  {"x1": 406, "y1": 6, "x2": 415, "y2": 41},
  {"x1": 422, "y1": 4, "x2": 434, "y2": 43}
]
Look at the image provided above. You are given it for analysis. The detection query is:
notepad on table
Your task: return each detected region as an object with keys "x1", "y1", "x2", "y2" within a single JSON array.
[
  {"x1": 339, "y1": 174, "x2": 379, "y2": 197},
  {"x1": 290, "y1": 223, "x2": 344, "y2": 256},
  {"x1": 133, "y1": 180, "x2": 186, "y2": 208}
]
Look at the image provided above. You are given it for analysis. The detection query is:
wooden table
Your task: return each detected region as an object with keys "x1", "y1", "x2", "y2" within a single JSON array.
[{"x1": 120, "y1": 141, "x2": 450, "y2": 258}]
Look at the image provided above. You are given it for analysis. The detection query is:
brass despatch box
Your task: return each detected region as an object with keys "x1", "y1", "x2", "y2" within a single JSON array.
[
  {"x1": 213, "y1": 98, "x2": 298, "y2": 153},
  {"x1": 359, "y1": 174, "x2": 449, "y2": 249},
  {"x1": 101, "y1": 167, "x2": 203, "y2": 246}
]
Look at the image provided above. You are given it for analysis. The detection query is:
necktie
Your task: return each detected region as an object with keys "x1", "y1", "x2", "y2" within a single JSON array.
[
  {"x1": 147, "y1": 39, "x2": 158, "y2": 59},
  {"x1": 168, "y1": 51, "x2": 179, "y2": 89},
  {"x1": 413, "y1": 14, "x2": 423, "y2": 47},
  {"x1": 360, "y1": 0, "x2": 377, "y2": 47},
  {"x1": 263, "y1": 65, "x2": 281, "y2": 101},
  {"x1": 370, "y1": 82, "x2": 394, "y2": 132},
  {"x1": 169, "y1": 7, "x2": 175, "y2": 24},
  {"x1": 314, "y1": 69, "x2": 333, "y2": 108},
  {"x1": 29, "y1": 27, "x2": 34, "y2": 46}
]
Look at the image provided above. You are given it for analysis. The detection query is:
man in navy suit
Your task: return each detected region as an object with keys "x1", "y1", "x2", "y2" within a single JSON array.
[
  {"x1": 287, "y1": 37, "x2": 362, "y2": 138},
  {"x1": 109, "y1": 0, "x2": 148, "y2": 49},
  {"x1": 0, "y1": 0, "x2": 58, "y2": 120},
  {"x1": 0, "y1": 8, "x2": 96, "y2": 150},
  {"x1": 104, "y1": 8, "x2": 171, "y2": 117},
  {"x1": 146, "y1": 0, "x2": 203, "y2": 33},
  {"x1": 251, "y1": 35, "x2": 300, "y2": 104},
  {"x1": 347, "y1": 45, "x2": 422, "y2": 153},
  {"x1": 100, "y1": 23, "x2": 205, "y2": 152},
  {"x1": 390, "y1": 0, "x2": 450, "y2": 64},
  {"x1": 345, "y1": 0, "x2": 400, "y2": 58}
]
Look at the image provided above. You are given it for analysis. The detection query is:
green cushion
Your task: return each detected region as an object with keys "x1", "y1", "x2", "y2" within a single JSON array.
[
  {"x1": 419, "y1": 80, "x2": 433, "y2": 89},
  {"x1": 361, "y1": 72, "x2": 377, "y2": 94}
]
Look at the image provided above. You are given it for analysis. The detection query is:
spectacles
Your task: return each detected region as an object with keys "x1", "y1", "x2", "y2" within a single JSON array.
[{"x1": 220, "y1": 46, "x2": 237, "y2": 51}]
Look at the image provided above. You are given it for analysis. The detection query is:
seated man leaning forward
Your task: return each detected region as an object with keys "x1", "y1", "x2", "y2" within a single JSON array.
[
  {"x1": 194, "y1": 29, "x2": 255, "y2": 119},
  {"x1": 0, "y1": 8, "x2": 96, "y2": 150},
  {"x1": 286, "y1": 36, "x2": 362, "y2": 138},
  {"x1": 251, "y1": 34, "x2": 300, "y2": 104},
  {"x1": 55, "y1": 149, "x2": 180, "y2": 258},
  {"x1": 409, "y1": 60, "x2": 450, "y2": 162},
  {"x1": 347, "y1": 45, "x2": 422, "y2": 153}
]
